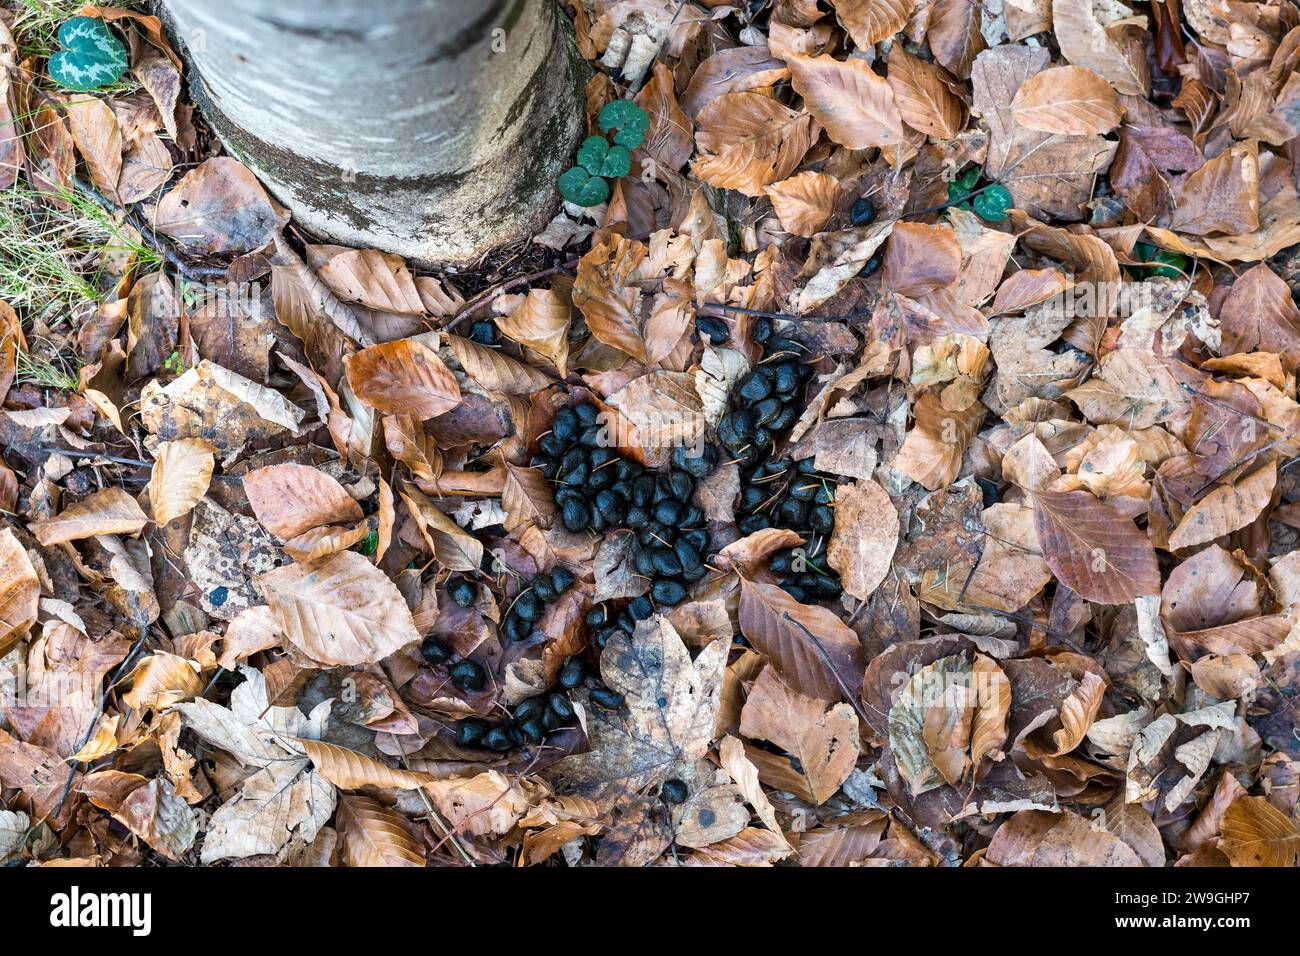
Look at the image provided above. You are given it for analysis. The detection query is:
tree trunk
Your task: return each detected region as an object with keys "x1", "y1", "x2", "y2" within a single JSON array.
[{"x1": 161, "y1": 0, "x2": 587, "y2": 266}]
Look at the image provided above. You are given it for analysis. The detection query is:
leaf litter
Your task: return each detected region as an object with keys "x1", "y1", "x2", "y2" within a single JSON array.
[{"x1": 0, "y1": 0, "x2": 1298, "y2": 870}]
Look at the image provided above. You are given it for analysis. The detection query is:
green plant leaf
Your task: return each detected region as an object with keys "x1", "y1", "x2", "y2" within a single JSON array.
[
  {"x1": 48, "y1": 16, "x2": 128, "y2": 92},
  {"x1": 957, "y1": 166, "x2": 981, "y2": 190},
  {"x1": 598, "y1": 99, "x2": 649, "y2": 151},
  {"x1": 577, "y1": 135, "x2": 610, "y2": 176},
  {"x1": 611, "y1": 126, "x2": 645, "y2": 150},
  {"x1": 1148, "y1": 250, "x2": 1188, "y2": 278},
  {"x1": 599, "y1": 144, "x2": 632, "y2": 178},
  {"x1": 558, "y1": 166, "x2": 610, "y2": 207},
  {"x1": 974, "y1": 184, "x2": 1013, "y2": 222}
]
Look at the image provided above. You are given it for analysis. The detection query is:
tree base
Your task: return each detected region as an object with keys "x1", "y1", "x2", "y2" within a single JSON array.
[{"x1": 164, "y1": 1, "x2": 588, "y2": 268}]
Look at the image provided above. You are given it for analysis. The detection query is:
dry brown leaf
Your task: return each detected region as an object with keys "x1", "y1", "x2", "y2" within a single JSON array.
[
  {"x1": 495, "y1": 288, "x2": 570, "y2": 375},
  {"x1": 572, "y1": 237, "x2": 649, "y2": 362},
  {"x1": 337, "y1": 795, "x2": 425, "y2": 867},
  {"x1": 928, "y1": 0, "x2": 986, "y2": 79},
  {"x1": 148, "y1": 438, "x2": 214, "y2": 526},
  {"x1": 1010, "y1": 65, "x2": 1122, "y2": 135},
  {"x1": 500, "y1": 461, "x2": 557, "y2": 533},
  {"x1": 834, "y1": 0, "x2": 915, "y2": 47},
  {"x1": 827, "y1": 478, "x2": 899, "y2": 601},
  {"x1": 549, "y1": 617, "x2": 728, "y2": 799},
  {"x1": 1032, "y1": 489, "x2": 1161, "y2": 604},
  {"x1": 740, "y1": 667, "x2": 860, "y2": 803},
  {"x1": 243, "y1": 462, "x2": 364, "y2": 541},
  {"x1": 398, "y1": 483, "x2": 484, "y2": 571},
  {"x1": 691, "y1": 91, "x2": 816, "y2": 196},
  {"x1": 1051, "y1": 0, "x2": 1149, "y2": 96},
  {"x1": 154, "y1": 157, "x2": 288, "y2": 255},
  {"x1": 986, "y1": 808, "x2": 1142, "y2": 865},
  {"x1": 64, "y1": 93, "x2": 121, "y2": 200},
  {"x1": 0, "y1": 529, "x2": 39, "y2": 657},
  {"x1": 884, "y1": 221, "x2": 962, "y2": 297},
  {"x1": 424, "y1": 771, "x2": 536, "y2": 837},
  {"x1": 314, "y1": 247, "x2": 425, "y2": 315},
  {"x1": 260, "y1": 550, "x2": 421, "y2": 666},
  {"x1": 737, "y1": 576, "x2": 865, "y2": 703},
  {"x1": 893, "y1": 391, "x2": 985, "y2": 491},
  {"x1": 887, "y1": 45, "x2": 964, "y2": 139},
  {"x1": 1169, "y1": 140, "x2": 1260, "y2": 237},
  {"x1": 344, "y1": 338, "x2": 461, "y2": 419},
  {"x1": 298, "y1": 739, "x2": 435, "y2": 790},
  {"x1": 786, "y1": 53, "x2": 905, "y2": 150},
  {"x1": 764, "y1": 171, "x2": 841, "y2": 238},
  {"x1": 448, "y1": 333, "x2": 555, "y2": 395},
  {"x1": 1219, "y1": 795, "x2": 1300, "y2": 866},
  {"x1": 30, "y1": 487, "x2": 148, "y2": 546},
  {"x1": 1168, "y1": 464, "x2": 1276, "y2": 551}
]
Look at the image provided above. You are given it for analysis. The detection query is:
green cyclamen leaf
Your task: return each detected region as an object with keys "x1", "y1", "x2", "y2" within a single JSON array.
[
  {"x1": 973, "y1": 184, "x2": 1013, "y2": 222},
  {"x1": 611, "y1": 126, "x2": 646, "y2": 150},
  {"x1": 558, "y1": 166, "x2": 610, "y2": 207},
  {"x1": 597, "y1": 144, "x2": 632, "y2": 179},
  {"x1": 598, "y1": 100, "x2": 649, "y2": 140},
  {"x1": 48, "y1": 16, "x2": 128, "y2": 92},
  {"x1": 577, "y1": 135, "x2": 610, "y2": 176}
]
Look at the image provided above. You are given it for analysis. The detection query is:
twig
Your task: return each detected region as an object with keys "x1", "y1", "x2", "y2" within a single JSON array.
[
  {"x1": 54, "y1": 629, "x2": 152, "y2": 815},
  {"x1": 779, "y1": 611, "x2": 872, "y2": 728},
  {"x1": 72, "y1": 177, "x2": 228, "y2": 281}
]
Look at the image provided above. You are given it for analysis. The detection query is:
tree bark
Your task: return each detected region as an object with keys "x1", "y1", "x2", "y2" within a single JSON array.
[{"x1": 161, "y1": 0, "x2": 586, "y2": 266}]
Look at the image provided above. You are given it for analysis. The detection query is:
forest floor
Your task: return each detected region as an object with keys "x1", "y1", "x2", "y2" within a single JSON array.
[{"x1": 0, "y1": 0, "x2": 1299, "y2": 869}]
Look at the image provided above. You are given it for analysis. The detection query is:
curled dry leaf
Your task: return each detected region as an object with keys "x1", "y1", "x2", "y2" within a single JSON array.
[
  {"x1": 399, "y1": 483, "x2": 484, "y2": 571},
  {"x1": 572, "y1": 237, "x2": 649, "y2": 362},
  {"x1": 447, "y1": 333, "x2": 555, "y2": 395},
  {"x1": 495, "y1": 288, "x2": 570, "y2": 375},
  {"x1": 0, "y1": 529, "x2": 39, "y2": 657},
  {"x1": 298, "y1": 739, "x2": 435, "y2": 790},
  {"x1": 149, "y1": 438, "x2": 215, "y2": 526}
]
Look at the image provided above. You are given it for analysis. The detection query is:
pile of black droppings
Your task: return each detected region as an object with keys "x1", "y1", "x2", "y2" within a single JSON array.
[
  {"x1": 719, "y1": 319, "x2": 842, "y2": 602},
  {"x1": 531, "y1": 401, "x2": 719, "y2": 608}
]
